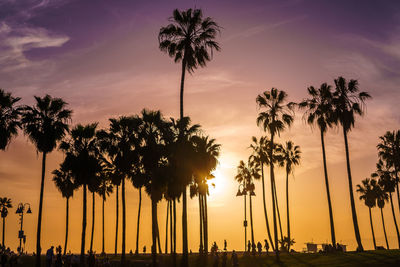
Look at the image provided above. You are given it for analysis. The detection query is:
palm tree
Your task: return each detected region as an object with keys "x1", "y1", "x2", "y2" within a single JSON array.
[
  {"x1": 97, "y1": 116, "x2": 142, "y2": 265},
  {"x1": 298, "y1": 83, "x2": 337, "y2": 247},
  {"x1": 235, "y1": 158, "x2": 261, "y2": 254},
  {"x1": 0, "y1": 89, "x2": 21, "y2": 150},
  {"x1": 282, "y1": 141, "x2": 301, "y2": 251},
  {"x1": 60, "y1": 123, "x2": 102, "y2": 267},
  {"x1": 0, "y1": 197, "x2": 12, "y2": 248},
  {"x1": 159, "y1": 9, "x2": 220, "y2": 265},
  {"x1": 21, "y1": 95, "x2": 71, "y2": 266},
  {"x1": 249, "y1": 136, "x2": 275, "y2": 251},
  {"x1": 376, "y1": 182, "x2": 390, "y2": 249},
  {"x1": 97, "y1": 176, "x2": 113, "y2": 255},
  {"x1": 377, "y1": 131, "x2": 400, "y2": 215},
  {"x1": 256, "y1": 88, "x2": 294, "y2": 259},
  {"x1": 373, "y1": 159, "x2": 400, "y2": 248},
  {"x1": 52, "y1": 164, "x2": 77, "y2": 255},
  {"x1": 331, "y1": 77, "x2": 371, "y2": 251},
  {"x1": 356, "y1": 178, "x2": 378, "y2": 250}
]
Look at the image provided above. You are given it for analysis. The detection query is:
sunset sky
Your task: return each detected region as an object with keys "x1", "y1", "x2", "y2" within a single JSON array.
[{"x1": 1, "y1": 0, "x2": 400, "y2": 254}]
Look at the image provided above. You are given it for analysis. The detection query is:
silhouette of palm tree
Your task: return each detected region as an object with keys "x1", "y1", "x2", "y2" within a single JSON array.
[
  {"x1": 356, "y1": 178, "x2": 378, "y2": 250},
  {"x1": 331, "y1": 77, "x2": 371, "y2": 251},
  {"x1": 298, "y1": 83, "x2": 337, "y2": 248},
  {"x1": 52, "y1": 164, "x2": 78, "y2": 255},
  {"x1": 373, "y1": 159, "x2": 400, "y2": 248},
  {"x1": 249, "y1": 136, "x2": 275, "y2": 251},
  {"x1": 282, "y1": 141, "x2": 301, "y2": 252},
  {"x1": 235, "y1": 158, "x2": 261, "y2": 254},
  {"x1": 88, "y1": 174, "x2": 102, "y2": 254},
  {"x1": 21, "y1": 95, "x2": 71, "y2": 266},
  {"x1": 256, "y1": 88, "x2": 294, "y2": 259},
  {"x1": 97, "y1": 176, "x2": 113, "y2": 255},
  {"x1": 159, "y1": 9, "x2": 220, "y2": 265},
  {"x1": 97, "y1": 116, "x2": 142, "y2": 265},
  {"x1": 0, "y1": 89, "x2": 21, "y2": 150},
  {"x1": 377, "y1": 131, "x2": 400, "y2": 215},
  {"x1": 60, "y1": 123, "x2": 102, "y2": 267},
  {"x1": 0, "y1": 197, "x2": 12, "y2": 248},
  {"x1": 375, "y1": 182, "x2": 390, "y2": 249}
]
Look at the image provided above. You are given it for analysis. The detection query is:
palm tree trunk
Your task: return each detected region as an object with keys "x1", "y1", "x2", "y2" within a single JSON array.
[
  {"x1": 121, "y1": 178, "x2": 126, "y2": 266},
  {"x1": 286, "y1": 169, "x2": 291, "y2": 252},
  {"x1": 169, "y1": 200, "x2": 173, "y2": 255},
  {"x1": 244, "y1": 193, "x2": 247, "y2": 252},
  {"x1": 380, "y1": 208, "x2": 389, "y2": 249},
  {"x1": 151, "y1": 198, "x2": 158, "y2": 267},
  {"x1": 35, "y1": 152, "x2": 46, "y2": 267},
  {"x1": 102, "y1": 197, "x2": 105, "y2": 255},
  {"x1": 342, "y1": 129, "x2": 363, "y2": 251},
  {"x1": 115, "y1": 185, "x2": 119, "y2": 256},
  {"x1": 261, "y1": 163, "x2": 275, "y2": 251},
  {"x1": 273, "y1": 180, "x2": 284, "y2": 242},
  {"x1": 389, "y1": 192, "x2": 400, "y2": 248},
  {"x1": 156, "y1": 217, "x2": 162, "y2": 254},
  {"x1": 64, "y1": 197, "x2": 69, "y2": 255},
  {"x1": 165, "y1": 201, "x2": 169, "y2": 254},
  {"x1": 249, "y1": 194, "x2": 255, "y2": 255},
  {"x1": 90, "y1": 192, "x2": 95, "y2": 253},
  {"x1": 368, "y1": 207, "x2": 376, "y2": 250},
  {"x1": 270, "y1": 134, "x2": 279, "y2": 260},
  {"x1": 80, "y1": 184, "x2": 87, "y2": 267},
  {"x1": 204, "y1": 194, "x2": 209, "y2": 254},
  {"x1": 396, "y1": 171, "x2": 400, "y2": 216},
  {"x1": 2, "y1": 217, "x2": 5, "y2": 248},
  {"x1": 173, "y1": 199, "x2": 177, "y2": 267},
  {"x1": 136, "y1": 187, "x2": 142, "y2": 254},
  {"x1": 199, "y1": 195, "x2": 203, "y2": 254},
  {"x1": 320, "y1": 130, "x2": 336, "y2": 247}
]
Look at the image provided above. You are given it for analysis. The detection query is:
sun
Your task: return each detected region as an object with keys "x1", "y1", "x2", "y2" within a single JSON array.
[{"x1": 208, "y1": 167, "x2": 225, "y2": 196}]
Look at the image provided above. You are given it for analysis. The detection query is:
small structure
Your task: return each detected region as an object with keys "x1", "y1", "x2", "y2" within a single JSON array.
[{"x1": 305, "y1": 243, "x2": 318, "y2": 253}]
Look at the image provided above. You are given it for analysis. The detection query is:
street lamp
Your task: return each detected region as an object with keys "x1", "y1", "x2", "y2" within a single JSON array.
[
  {"x1": 236, "y1": 183, "x2": 248, "y2": 252},
  {"x1": 15, "y1": 203, "x2": 32, "y2": 254}
]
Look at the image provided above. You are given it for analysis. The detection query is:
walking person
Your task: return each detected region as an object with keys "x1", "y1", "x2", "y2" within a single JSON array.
[
  {"x1": 257, "y1": 242, "x2": 262, "y2": 256},
  {"x1": 264, "y1": 239, "x2": 269, "y2": 255},
  {"x1": 46, "y1": 246, "x2": 54, "y2": 267}
]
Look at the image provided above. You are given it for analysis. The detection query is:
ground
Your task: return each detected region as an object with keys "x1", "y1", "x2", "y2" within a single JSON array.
[{"x1": 17, "y1": 250, "x2": 400, "y2": 266}]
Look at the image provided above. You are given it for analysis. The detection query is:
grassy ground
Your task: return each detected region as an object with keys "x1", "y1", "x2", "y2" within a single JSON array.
[{"x1": 17, "y1": 250, "x2": 400, "y2": 266}]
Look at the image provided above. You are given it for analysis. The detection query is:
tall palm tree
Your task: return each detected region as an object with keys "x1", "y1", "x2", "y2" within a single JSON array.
[
  {"x1": 377, "y1": 130, "x2": 400, "y2": 215},
  {"x1": 159, "y1": 10, "x2": 220, "y2": 265},
  {"x1": 235, "y1": 158, "x2": 261, "y2": 254},
  {"x1": 0, "y1": 197, "x2": 12, "y2": 248},
  {"x1": 249, "y1": 136, "x2": 275, "y2": 251},
  {"x1": 331, "y1": 77, "x2": 370, "y2": 251},
  {"x1": 60, "y1": 123, "x2": 102, "y2": 267},
  {"x1": 21, "y1": 95, "x2": 71, "y2": 266},
  {"x1": 298, "y1": 83, "x2": 337, "y2": 247},
  {"x1": 97, "y1": 177, "x2": 113, "y2": 255},
  {"x1": 256, "y1": 88, "x2": 294, "y2": 259},
  {"x1": 282, "y1": 141, "x2": 301, "y2": 251},
  {"x1": 98, "y1": 116, "x2": 142, "y2": 265},
  {"x1": 356, "y1": 178, "x2": 378, "y2": 250},
  {"x1": 376, "y1": 182, "x2": 390, "y2": 249},
  {"x1": 0, "y1": 89, "x2": 21, "y2": 150},
  {"x1": 192, "y1": 135, "x2": 220, "y2": 254},
  {"x1": 89, "y1": 178, "x2": 101, "y2": 254},
  {"x1": 373, "y1": 159, "x2": 400, "y2": 248},
  {"x1": 52, "y1": 164, "x2": 78, "y2": 255}
]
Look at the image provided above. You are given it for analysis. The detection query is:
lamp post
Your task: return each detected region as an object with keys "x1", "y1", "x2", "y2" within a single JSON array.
[
  {"x1": 236, "y1": 183, "x2": 247, "y2": 252},
  {"x1": 15, "y1": 203, "x2": 32, "y2": 254}
]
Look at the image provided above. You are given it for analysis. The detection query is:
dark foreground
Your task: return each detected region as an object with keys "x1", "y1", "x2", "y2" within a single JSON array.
[{"x1": 17, "y1": 250, "x2": 400, "y2": 267}]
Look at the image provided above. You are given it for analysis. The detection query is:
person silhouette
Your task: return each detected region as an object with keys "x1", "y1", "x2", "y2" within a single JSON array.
[
  {"x1": 143, "y1": 245, "x2": 146, "y2": 253},
  {"x1": 224, "y1": 239, "x2": 227, "y2": 251},
  {"x1": 257, "y1": 242, "x2": 262, "y2": 256},
  {"x1": 231, "y1": 250, "x2": 239, "y2": 267},
  {"x1": 247, "y1": 241, "x2": 251, "y2": 253},
  {"x1": 45, "y1": 246, "x2": 54, "y2": 267},
  {"x1": 264, "y1": 239, "x2": 269, "y2": 255}
]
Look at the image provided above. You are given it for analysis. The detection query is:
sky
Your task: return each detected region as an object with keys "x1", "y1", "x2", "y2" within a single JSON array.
[{"x1": 1, "y1": 0, "x2": 400, "y2": 254}]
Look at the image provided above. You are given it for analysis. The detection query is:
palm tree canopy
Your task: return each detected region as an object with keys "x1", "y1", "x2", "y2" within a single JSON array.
[
  {"x1": 0, "y1": 197, "x2": 12, "y2": 218},
  {"x1": 331, "y1": 77, "x2": 371, "y2": 132},
  {"x1": 98, "y1": 177, "x2": 113, "y2": 201},
  {"x1": 298, "y1": 83, "x2": 334, "y2": 133},
  {"x1": 60, "y1": 123, "x2": 103, "y2": 188},
  {"x1": 0, "y1": 89, "x2": 21, "y2": 150},
  {"x1": 52, "y1": 163, "x2": 78, "y2": 199},
  {"x1": 21, "y1": 95, "x2": 71, "y2": 153},
  {"x1": 158, "y1": 8, "x2": 221, "y2": 73},
  {"x1": 375, "y1": 181, "x2": 389, "y2": 209},
  {"x1": 250, "y1": 136, "x2": 284, "y2": 167},
  {"x1": 372, "y1": 159, "x2": 396, "y2": 193},
  {"x1": 356, "y1": 178, "x2": 377, "y2": 208},
  {"x1": 282, "y1": 141, "x2": 301, "y2": 174},
  {"x1": 256, "y1": 88, "x2": 294, "y2": 137},
  {"x1": 377, "y1": 130, "x2": 400, "y2": 174},
  {"x1": 235, "y1": 158, "x2": 261, "y2": 190}
]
